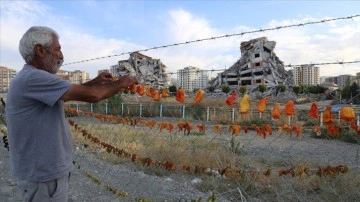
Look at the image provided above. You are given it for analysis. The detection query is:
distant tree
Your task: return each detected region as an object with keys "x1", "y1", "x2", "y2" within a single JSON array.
[
  {"x1": 239, "y1": 86, "x2": 247, "y2": 94},
  {"x1": 208, "y1": 86, "x2": 215, "y2": 93},
  {"x1": 343, "y1": 82, "x2": 360, "y2": 104},
  {"x1": 293, "y1": 86, "x2": 301, "y2": 96},
  {"x1": 258, "y1": 84, "x2": 267, "y2": 96},
  {"x1": 193, "y1": 88, "x2": 199, "y2": 93},
  {"x1": 308, "y1": 85, "x2": 318, "y2": 94},
  {"x1": 107, "y1": 93, "x2": 123, "y2": 115},
  {"x1": 221, "y1": 85, "x2": 231, "y2": 94},
  {"x1": 168, "y1": 85, "x2": 177, "y2": 94},
  {"x1": 278, "y1": 84, "x2": 286, "y2": 93},
  {"x1": 349, "y1": 82, "x2": 360, "y2": 104},
  {"x1": 300, "y1": 84, "x2": 309, "y2": 95}
]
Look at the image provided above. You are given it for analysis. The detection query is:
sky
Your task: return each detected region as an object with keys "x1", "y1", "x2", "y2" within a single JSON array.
[{"x1": 1, "y1": 0, "x2": 360, "y2": 79}]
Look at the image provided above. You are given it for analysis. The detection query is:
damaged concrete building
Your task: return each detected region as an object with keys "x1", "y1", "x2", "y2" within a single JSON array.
[
  {"x1": 209, "y1": 37, "x2": 294, "y2": 96},
  {"x1": 112, "y1": 52, "x2": 170, "y2": 89}
]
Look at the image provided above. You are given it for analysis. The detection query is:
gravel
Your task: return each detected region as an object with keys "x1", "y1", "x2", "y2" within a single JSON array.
[{"x1": 0, "y1": 139, "x2": 229, "y2": 202}]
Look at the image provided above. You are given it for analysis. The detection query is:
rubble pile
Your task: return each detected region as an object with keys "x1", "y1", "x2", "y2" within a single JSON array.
[
  {"x1": 209, "y1": 37, "x2": 294, "y2": 96},
  {"x1": 115, "y1": 52, "x2": 169, "y2": 89}
]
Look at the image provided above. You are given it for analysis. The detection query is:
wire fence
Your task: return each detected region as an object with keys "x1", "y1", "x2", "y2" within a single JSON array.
[{"x1": 64, "y1": 92, "x2": 360, "y2": 201}]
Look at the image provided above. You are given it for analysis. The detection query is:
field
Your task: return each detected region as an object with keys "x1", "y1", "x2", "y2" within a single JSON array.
[{"x1": 64, "y1": 94, "x2": 360, "y2": 201}]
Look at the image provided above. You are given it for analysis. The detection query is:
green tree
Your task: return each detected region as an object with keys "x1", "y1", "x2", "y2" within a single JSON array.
[
  {"x1": 208, "y1": 86, "x2": 215, "y2": 93},
  {"x1": 258, "y1": 84, "x2": 267, "y2": 96},
  {"x1": 347, "y1": 82, "x2": 360, "y2": 104},
  {"x1": 221, "y1": 85, "x2": 231, "y2": 94},
  {"x1": 168, "y1": 85, "x2": 177, "y2": 95},
  {"x1": 239, "y1": 86, "x2": 247, "y2": 94},
  {"x1": 308, "y1": 85, "x2": 318, "y2": 94},
  {"x1": 278, "y1": 84, "x2": 286, "y2": 93},
  {"x1": 107, "y1": 93, "x2": 123, "y2": 115},
  {"x1": 293, "y1": 86, "x2": 301, "y2": 96}
]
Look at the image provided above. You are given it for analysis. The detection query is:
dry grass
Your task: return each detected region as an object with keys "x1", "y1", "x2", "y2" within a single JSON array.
[{"x1": 68, "y1": 97, "x2": 360, "y2": 201}]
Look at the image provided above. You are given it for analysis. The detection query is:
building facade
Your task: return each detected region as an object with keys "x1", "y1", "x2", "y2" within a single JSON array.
[
  {"x1": 292, "y1": 65, "x2": 320, "y2": 86},
  {"x1": 325, "y1": 74, "x2": 357, "y2": 89},
  {"x1": 0, "y1": 66, "x2": 17, "y2": 92},
  {"x1": 177, "y1": 66, "x2": 208, "y2": 92},
  {"x1": 56, "y1": 70, "x2": 90, "y2": 84}
]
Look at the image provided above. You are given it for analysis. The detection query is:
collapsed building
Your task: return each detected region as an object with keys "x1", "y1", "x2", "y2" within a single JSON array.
[
  {"x1": 209, "y1": 37, "x2": 294, "y2": 96},
  {"x1": 113, "y1": 52, "x2": 170, "y2": 89}
]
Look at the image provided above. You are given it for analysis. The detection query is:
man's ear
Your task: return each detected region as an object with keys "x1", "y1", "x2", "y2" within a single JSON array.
[{"x1": 34, "y1": 44, "x2": 46, "y2": 58}]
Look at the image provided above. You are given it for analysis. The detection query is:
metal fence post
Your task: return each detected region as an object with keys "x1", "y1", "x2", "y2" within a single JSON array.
[
  {"x1": 206, "y1": 107, "x2": 210, "y2": 121},
  {"x1": 160, "y1": 105, "x2": 163, "y2": 118},
  {"x1": 320, "y1": 112, "x2": 323, "y2": 126},
  {"x1": 232, "y1": 108, "x2": 235, "y2": 123},
  {"x1": 121, "y1": 103, "x2": 124, "y2": 116},
  {"x1": 139, "y1": 103, "x2": 143, "y2": 117},
  {"x1": 90, "y1": 103, "x2": 93, "y2": 113},
  {"x1": 182, "y1": 106, "x2": 185, "y2": 119},
  {"x1": 76, "y1": 104, "x2": 79, "y2": 114},
  {"x1": 105, "y1": 103, "x2": 108, "y2": 115}
]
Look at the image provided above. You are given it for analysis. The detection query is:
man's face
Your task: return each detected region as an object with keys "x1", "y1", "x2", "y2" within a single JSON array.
[{"x1": 43, "y1": 35, "x2": 63, "y2": 74}]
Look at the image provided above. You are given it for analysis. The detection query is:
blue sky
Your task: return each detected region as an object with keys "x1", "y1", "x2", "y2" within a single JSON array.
[{"x1": 1, "y1": 0, "x2": 359, "y2": 79}]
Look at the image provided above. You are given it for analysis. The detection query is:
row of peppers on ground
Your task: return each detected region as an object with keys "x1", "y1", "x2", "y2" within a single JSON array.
[{"x1": 67, "y1": 118, "x2": 351, "y2": 179}]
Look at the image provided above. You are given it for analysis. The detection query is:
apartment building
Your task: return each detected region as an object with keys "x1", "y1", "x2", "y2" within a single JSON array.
[
  {"x1": 292, "y1": 65, "x2": 320, "y2": 86},
  {"x1": 56, "y1": 70, "x2": 90, "y2": 84},
  {"x1": 177, "y1": 66, "x2": 208, "y2": 92},
  {"x1": 325, "y1": 74, "x2": 357, "y2": 89},
  {"x1": 0, "y1": 66, "x2": 17, "y2": 92}
]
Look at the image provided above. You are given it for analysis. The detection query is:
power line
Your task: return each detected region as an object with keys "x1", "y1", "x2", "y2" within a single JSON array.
[{"x1": 62, "y1": 15, "x2": 360, "y2": 66}]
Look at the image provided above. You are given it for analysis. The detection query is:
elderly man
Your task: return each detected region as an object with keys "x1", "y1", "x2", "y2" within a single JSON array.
[{"x1": 5, "y1": 26, "x2": 137, "y2": 202}]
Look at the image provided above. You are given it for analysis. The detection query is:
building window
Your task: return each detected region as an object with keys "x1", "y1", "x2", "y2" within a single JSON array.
[{"x1": 254, "y1": 53, "x2": 260, "y2": 58}]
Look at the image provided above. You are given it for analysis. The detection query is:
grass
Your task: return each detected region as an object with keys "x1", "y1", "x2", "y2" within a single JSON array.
[{"x1": 68, "y1": 96, "x2": 360, "y2": 201}]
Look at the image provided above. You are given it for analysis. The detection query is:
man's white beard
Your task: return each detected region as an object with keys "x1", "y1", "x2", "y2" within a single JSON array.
[{"x1": 44, "y1": 55, "x2": 63, "y2": 74}]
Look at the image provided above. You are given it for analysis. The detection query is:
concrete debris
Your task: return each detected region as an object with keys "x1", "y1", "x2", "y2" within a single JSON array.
[
  {"x1": 115, "y1": 52, "x2": 170, "y2": 89},
  {"x1": 209, "y1": 37, "x2": 294, "y2": 97}
]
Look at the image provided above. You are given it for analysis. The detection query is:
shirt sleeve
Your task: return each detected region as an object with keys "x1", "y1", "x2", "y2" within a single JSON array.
[{"x1": 26, "y1": 70, "x2": 72, "y2": 106}]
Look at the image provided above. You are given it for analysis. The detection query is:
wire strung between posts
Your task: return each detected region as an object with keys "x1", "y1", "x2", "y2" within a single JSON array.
[{"x1": 62, "y1": 15, "x2": 360, "y2": 66}]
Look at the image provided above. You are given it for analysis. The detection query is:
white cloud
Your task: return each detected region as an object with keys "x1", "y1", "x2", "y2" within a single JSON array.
[{"x1": 1, "y1": 1, "x2": 359, "y2": 80}]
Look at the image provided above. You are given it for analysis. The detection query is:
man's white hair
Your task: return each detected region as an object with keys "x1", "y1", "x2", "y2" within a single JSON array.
[{"x1": 19, "y1": 26, "x2": 59, "y2": 63}]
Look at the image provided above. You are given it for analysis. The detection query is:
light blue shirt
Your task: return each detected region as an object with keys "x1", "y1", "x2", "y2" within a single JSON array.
[{"x1": 6, "y1": 64, "x2": 73, "y2": 182}]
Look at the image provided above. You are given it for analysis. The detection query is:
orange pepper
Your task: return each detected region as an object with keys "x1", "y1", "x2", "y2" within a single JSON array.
[
  {"x1": 196, "y1": 123, "x2": 206, "y2": 133},
  {"x1": 194, "y1": 89, "x2": 205, "y2": 103},
  {"x1": 239, "y1": 94, "x2": 250, "y2": 114},
  {"x1": 308, "y1": 102, "x2": 319, "y2": 119},
  {"x1": 284, "y1": 100, "x2": 295, "y2": 116},
  {"x1": 161, "y1": 88, "x2": 169, "y2": 97},
  {"x1": 256, "y1": 97, "x2": 268, "y2": 113},
  {"x1": 225, "y1": 91, "x2": 237, "y2": 106},
  {"x1": 129, "y1": 84, "x2": 137, "y2": 94},
  {"x1": 150, "y1": 87, "x2": 156, "y2": 98},
  {"x1": 271, "y1": 102, "x2": 281, "y2": 119},
  {"x1": 176, "y1": 88, "x2": 186, "y2": 103},
  {"x1": 340, "y1": 107, "x2": 355, "y2": 123},
  {"x1": 145, "y1": 86, "x2": 151, "y2": 97},
  {"x1": 136, "y1": 84, "x2": 145, "y2": 96},
  {"x1": 153, "y1": 90, "x2": 161, "y2": 102},
  {"x1": 214, "y1": 124, "x2": 222, "y2": 135},
  {"x1": 322, "y1": 106, "x2": 334, "y2": 124}
]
